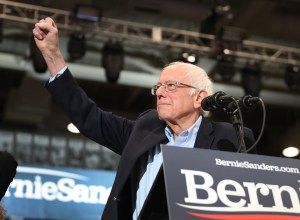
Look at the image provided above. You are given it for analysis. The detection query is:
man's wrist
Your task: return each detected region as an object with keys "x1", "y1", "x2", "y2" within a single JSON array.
[{"x1": 49, "y1": 66, "x2": 67, "y2": 82}]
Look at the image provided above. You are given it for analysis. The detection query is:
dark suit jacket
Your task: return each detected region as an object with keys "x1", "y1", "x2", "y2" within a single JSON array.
[
  {"x1": 0, "y1": 151, "x2": 18, "y2": 201},
  {"x1": 46, "y1": 69, "x2": 255, "y2": 220}
]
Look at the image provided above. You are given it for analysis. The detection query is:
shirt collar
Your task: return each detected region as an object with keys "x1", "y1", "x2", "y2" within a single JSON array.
[{"x1": 165, "y1": 115, "x2": 203, "y2": 143}]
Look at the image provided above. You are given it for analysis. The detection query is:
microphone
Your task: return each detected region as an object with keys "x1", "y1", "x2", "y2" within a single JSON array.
[
  {"x1": 229, "y1": 95, "x2": 260, "y2": 111},
  {"x1": 201, "y1": 91, "x2": 234, "y2": 111},
  {"x1": 239, "y1": 95, "x2": 260, "y2": 110}
]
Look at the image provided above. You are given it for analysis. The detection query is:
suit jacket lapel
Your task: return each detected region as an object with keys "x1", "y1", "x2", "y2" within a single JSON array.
[
  {"x1": 134, "y1": 126, "x2": 167, "y2": 157},
  {"x1": 194, "y1": 117, "x2": 215, "y2": 149},
  {"x1": 113, "y1": 116, "x2": 167, "y2": 195}
]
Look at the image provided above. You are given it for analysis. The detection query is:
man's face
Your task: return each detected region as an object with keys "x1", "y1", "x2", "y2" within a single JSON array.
[{"x1": 155, "y1": 66, "x2": 198, "y2": 124}]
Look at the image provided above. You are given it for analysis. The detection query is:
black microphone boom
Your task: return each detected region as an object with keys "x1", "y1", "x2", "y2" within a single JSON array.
[
  {"x1": 229, "y1": 95, "x2": 260, "y2": 111},
  {"x1": 201, "y1": 91, "x2": 234, "y2": 111},
  {"x1": 239, "y1": 95, "x2": 260, "y2": 110}
]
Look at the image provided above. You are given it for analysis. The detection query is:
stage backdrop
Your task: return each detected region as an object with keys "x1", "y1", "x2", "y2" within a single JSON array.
[{"x1": 3, "y1": 165, "x2": 115, "y2": 220}]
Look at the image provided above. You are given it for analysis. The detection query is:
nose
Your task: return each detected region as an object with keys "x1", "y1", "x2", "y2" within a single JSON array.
[{"x1": 155, "y1": 85, "x2": 165, "y2": 96}]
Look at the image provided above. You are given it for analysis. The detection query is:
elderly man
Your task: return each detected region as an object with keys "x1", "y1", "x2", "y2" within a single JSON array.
[{"x1": 33, "y1": 17, "x2": 255, "y2": 220}]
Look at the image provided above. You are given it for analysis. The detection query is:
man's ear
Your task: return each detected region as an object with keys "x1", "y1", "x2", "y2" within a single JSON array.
[{"x1": 194, "y1": 90, "x2": 208, "y2": 108}]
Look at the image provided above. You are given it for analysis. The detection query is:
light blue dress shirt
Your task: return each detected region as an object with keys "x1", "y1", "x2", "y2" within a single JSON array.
[{"x1": 133, "y1": 115, "x2": 203, "y2": 219}]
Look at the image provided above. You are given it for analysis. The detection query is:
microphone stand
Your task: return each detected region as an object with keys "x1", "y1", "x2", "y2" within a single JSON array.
[
  {"x1": 230, "y1": 112, "x2": 247, "y2": 153},
  {"x1": 224, "y1": 103, "x2": 247, "y2": 153}
]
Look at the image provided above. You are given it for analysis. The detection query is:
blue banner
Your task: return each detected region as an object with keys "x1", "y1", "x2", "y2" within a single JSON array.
[{"x1": 3, "y1": 165, "x2": 115, "y2": 220}]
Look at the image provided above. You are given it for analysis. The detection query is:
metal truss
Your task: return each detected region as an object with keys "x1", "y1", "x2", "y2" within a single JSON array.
[{"x1": 1, "y1": 0, "x2": 300, "y2": 66}]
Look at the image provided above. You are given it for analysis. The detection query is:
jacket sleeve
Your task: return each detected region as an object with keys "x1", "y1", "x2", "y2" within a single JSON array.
[
  {"x1": 45, "y1": 68, "x2": 135, "y2": 155},
  {"x1": 0, "y1": 151, "x2": 17, "y2": 201}
]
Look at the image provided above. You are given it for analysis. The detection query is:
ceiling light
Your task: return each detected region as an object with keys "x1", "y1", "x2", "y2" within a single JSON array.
[
  {"x1": 102, "y1": 40, "x2": 124, "y2": 83},
  {"x1": 74, "y1": 4, "x2": 102, "y2": 22},
  {"x1": 282, "y1": 146, "x2": 299, "y2": 158},
  {"x1": 67, "y1": 123, "x2": 80, "y2": 134},
  {"x1": 241, "y1": 60, "x2": 262, "y2": 97},
  {"x1": 180, "y1": 52, "x2": 198, "y2": 64},
  {"x1": 200, "y1": 7, "x2": 224, "y2": 38},
  {"x1": 67, "y1": 32, "x2": 86, "y2": 60},
  {"x1": 285, "y1": 64, "x2": 300, "y2": 91},
  {"x1": 215, "y1": 0, "x2": 231, "y2": 14},
  {"x1": 216, "y1": 55, "x2": 235, "y2": 81}
]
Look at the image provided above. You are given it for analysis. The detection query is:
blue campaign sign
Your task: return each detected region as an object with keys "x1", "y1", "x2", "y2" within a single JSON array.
[{"x1": 3, "y1": 165, "x2": 115, "y2": 220}]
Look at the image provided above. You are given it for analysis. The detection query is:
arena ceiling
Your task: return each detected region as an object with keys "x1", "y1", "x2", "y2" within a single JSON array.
[{"x1": 0, "y1": 0, "x2": 300, "y2": 158}]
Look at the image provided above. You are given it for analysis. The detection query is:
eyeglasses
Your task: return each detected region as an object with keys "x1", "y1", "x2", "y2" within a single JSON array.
[{"x1": 151, "y1": 81, "x2": 198, "y2": 95}]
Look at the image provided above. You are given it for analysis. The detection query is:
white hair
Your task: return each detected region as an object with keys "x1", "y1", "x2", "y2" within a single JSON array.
[{"x1": 163, "y1": 61, "x2": 214, "y2": 116}]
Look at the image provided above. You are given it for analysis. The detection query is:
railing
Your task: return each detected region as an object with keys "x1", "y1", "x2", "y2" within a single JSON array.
[{"x1": 0, "y1": 0, "x2": 300, "y2": 65}]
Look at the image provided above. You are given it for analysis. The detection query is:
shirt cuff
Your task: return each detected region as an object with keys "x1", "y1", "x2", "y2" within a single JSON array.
[{"x1": 49, "y1": 66, "x2": 68, "y2": 83}]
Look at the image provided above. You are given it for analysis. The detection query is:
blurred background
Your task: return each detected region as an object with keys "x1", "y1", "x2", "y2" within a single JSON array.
[{"x1": 0, "y1": 0, "x2": 300, "y2": 178}]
